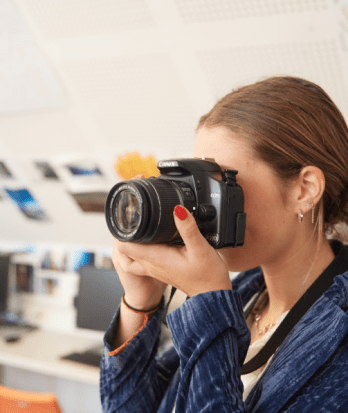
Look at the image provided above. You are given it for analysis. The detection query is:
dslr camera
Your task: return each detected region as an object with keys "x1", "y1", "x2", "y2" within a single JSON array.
[{"x1": 105, "y1": 158, "x2": 246, "y2": 249}]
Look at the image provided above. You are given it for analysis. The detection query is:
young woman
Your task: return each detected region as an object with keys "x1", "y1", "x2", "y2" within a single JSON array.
[{"x1": 100, "y1": 76, "x2": 348, "y2": 412}]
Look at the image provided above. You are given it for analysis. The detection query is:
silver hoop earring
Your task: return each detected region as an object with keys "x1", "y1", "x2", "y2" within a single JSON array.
[
  {"x1": 311, "y1": 202, "x2": 315, "y2": 224},
  {"x1": 298, "y1": 210, "x2": 303, "y2": 222}
]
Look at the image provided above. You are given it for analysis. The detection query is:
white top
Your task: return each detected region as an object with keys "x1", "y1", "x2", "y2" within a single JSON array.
[{"x1": 241, "y1": 309, "x2": 289, "y2": 400}]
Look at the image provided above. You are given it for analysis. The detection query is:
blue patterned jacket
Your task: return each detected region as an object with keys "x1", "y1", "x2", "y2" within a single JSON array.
[{"x1": 100, "y1": 256, "x2": 348, "y2": 412}]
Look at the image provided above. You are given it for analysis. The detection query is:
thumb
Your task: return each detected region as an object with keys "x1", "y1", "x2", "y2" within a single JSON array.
[{"x1": 173, "y1": 205, "x2": 207, "y2": 251}]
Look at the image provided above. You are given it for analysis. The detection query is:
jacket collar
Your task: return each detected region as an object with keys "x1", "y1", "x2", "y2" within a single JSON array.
[
  {"x1": 248, "y1": 271, "x2": 348, "y2": 412},
  {"x1": 239, "y1": 242, "x2": 348, "y2": 412}
]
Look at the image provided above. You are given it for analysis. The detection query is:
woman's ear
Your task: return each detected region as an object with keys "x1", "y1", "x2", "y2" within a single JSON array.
[{"x1": 294, "y1": 166, "x2": 325, "y2": 215}]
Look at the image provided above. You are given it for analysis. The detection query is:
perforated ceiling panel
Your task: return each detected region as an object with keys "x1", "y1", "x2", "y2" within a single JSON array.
[
  {"x1": 20, "y1": 0, "x2": 156, "y2": 39},
  {"x1": 175, "y1": 0, "x2": 330, "y2": 23},
  {"x1": 197, "y1": 39, "x2": 348, "y2": 117},
  {"x1": 61, "y1": 54, "x2": 197, "y2": 151}
]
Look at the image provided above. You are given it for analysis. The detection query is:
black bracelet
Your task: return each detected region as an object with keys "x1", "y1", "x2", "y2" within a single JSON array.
[{"x1": 122, "y1": 293, "x2": 161, "y2": 313}]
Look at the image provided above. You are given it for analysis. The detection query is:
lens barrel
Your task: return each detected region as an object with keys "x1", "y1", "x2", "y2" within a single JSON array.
[{"x1": 105, "y1": 178, "x2": 183, "y2": 244}]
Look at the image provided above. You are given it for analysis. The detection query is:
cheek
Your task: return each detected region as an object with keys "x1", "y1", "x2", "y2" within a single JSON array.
[
  {"x1": 219, "y1": 187, "x2": 289, "y2": 270},
  {"x1": 244, "y1": 185, "x2": 277, "y2": 237},
  {"x1": 243, "y1": 191, "x2": 291, "y2": 263}
]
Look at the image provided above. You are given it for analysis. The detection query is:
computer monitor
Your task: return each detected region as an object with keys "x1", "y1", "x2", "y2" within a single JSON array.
[
  {"x1": 0, "y1": 255, "x2": 10, "y2": 314},
  {"x1": 75, "y1": 266, "x2": 124, "y2": 332}
]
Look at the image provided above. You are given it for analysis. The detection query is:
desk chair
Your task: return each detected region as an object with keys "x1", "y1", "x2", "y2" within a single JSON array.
[{"x1": 0, "y1": 385, "x2": 61, "y2": 412}]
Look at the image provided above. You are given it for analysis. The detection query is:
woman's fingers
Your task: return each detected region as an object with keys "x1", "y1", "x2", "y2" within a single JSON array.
[
  {"x1": 120, "y1": 256, "x2": 149, "y2": 276},
  {"x1": 173, "y1": 205, "x2": 209, "y2": 254},
  {"x1": 117, "y1": 205, "x2": 209, "y2": 266},
  {"x1": 113, "y1": 239, "x2": 149, "y2": 276}
]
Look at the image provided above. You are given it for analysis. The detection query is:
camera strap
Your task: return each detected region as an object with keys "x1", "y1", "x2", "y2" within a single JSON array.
[
  {"x1": 241, "y1": 241, "x2": 348, "y2": 375},
  {"x1": 160, "y1": 242, "x2": 347, "y2": 374},
  {"x1": 161, "y1": 287, "x2": 190, "y2": 327}
]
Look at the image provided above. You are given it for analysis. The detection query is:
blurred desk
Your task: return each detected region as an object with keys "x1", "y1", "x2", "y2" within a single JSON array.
[{"x1": 0, "y1": 328, "x2": 103, "y2": 413}]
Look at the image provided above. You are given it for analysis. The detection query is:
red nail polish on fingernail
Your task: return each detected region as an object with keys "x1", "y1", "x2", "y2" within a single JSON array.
[{"x1": 174, "y1": 205, "x2": 188, "y2": 220}]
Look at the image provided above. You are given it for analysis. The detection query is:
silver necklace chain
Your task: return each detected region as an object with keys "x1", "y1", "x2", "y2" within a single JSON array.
[
  {"x1": 251, "y1": 289, "x2": 277, "y2": 336},
  {"x1": 253, "y1": 312, "x2": 276, "y2": 336}
]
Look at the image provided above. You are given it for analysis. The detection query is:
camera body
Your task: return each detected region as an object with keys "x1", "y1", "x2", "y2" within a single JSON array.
[{"x1": 105, "y1": 158, "x2": 246, "y2": 249}]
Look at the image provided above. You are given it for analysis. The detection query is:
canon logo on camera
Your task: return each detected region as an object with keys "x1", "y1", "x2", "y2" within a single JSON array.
[{"x1": 157, "y1": 161, "x2": 179, "y2": 167}]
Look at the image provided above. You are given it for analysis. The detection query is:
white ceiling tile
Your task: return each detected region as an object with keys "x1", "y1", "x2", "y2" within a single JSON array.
[
  {"x1": 174, "y1": 0, "x2": 330, "y2": 24},
  {"x1": 60, "y1": 54, "x2": 198, "y2": 154},
  {"x1": 20, "y1": 0, "x2": 156, "y2": 39},
  {"x1": 197, "y1": 39, "x2": 348, "y2": 119}
]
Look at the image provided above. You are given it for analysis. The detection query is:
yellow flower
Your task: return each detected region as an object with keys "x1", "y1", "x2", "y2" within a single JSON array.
[{"x1": 114, "y1": 152, "x2": 159, "y2": 180}]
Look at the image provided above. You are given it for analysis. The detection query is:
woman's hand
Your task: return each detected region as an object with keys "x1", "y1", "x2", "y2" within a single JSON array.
[
  {"x1": 117, "y1": 205, "x2": 232, "y2": 298},
  {"x1": 112, "y1": 238, "x2": 167, "y2": 310}
]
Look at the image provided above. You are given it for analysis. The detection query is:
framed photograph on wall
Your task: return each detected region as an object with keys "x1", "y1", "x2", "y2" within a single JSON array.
[{"x1": 15, "y1": 264, "x2": 34, "y2": 293}]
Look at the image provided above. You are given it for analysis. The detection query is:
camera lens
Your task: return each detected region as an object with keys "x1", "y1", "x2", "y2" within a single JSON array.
[
  {"x1": 114, "y1": 189, "x2": 141, "y2": 234},
  {"x1": 105, "y1": 178, "x2": 185, "y2": 244}
]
